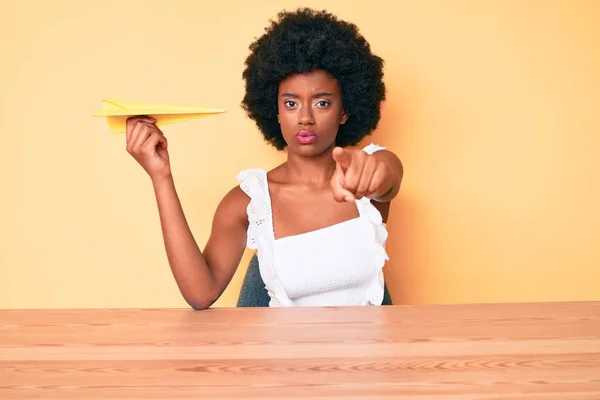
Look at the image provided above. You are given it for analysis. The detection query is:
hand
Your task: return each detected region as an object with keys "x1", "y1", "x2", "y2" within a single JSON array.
[
  {"x1": 125, "y1": 116, "x2": 171, "y2": 181},
  {"x1": 330, "y1": 147, "x2": 390, "y2": 202}
]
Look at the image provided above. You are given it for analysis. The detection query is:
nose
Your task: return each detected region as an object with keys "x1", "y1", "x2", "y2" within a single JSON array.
[{"x1": 298, "y1": 105, "x2": 315, "y2": 126}]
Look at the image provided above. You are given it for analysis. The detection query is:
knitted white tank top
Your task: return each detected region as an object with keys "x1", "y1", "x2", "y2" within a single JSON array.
[{"x1": 236, "y1": 143, "x2": 390, "y2": 307}]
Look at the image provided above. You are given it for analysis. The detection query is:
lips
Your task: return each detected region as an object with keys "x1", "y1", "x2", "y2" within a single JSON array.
[{"x1": 296, "y1": 130, "x2": 317, "y2": 144}]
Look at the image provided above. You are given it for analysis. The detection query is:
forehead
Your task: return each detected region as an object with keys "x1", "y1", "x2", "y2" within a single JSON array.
[{"x1": 279, "y1": 69, "x2": 341, "y2": 94}]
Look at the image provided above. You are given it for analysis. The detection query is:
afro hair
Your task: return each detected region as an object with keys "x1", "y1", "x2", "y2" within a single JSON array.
[{"x1": 240, "y1": 8, "x2": 386, "y2": 150}]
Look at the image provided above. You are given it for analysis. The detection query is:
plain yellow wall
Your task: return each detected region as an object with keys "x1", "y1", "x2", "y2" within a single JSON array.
[{"x1": 1, "y1": 0, "x2": 598, "y2": 309}]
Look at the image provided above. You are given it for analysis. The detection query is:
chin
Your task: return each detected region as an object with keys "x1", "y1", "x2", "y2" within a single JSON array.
[{"x1": 291, "y1": 143, "x2": 334, "y2": 157}]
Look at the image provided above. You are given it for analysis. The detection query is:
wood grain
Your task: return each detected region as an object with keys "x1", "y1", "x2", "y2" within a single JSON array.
[{"x1": 1, "y1": 302, "x2": 599, "y2": 399}]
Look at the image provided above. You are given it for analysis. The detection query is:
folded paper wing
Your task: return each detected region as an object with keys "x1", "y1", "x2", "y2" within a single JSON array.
[{"x1": 93, "y1": 99, "x2": 225, "y2": 134}]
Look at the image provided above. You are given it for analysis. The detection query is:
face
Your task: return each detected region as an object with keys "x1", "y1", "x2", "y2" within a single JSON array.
[{"x1": 277, "y1": 69, "x2": 348, "y2": 156}]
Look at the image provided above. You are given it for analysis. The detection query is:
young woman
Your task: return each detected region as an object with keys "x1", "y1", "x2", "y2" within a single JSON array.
[{"x1": 125, "y1": 8, "x2": 403, "y2": 309}]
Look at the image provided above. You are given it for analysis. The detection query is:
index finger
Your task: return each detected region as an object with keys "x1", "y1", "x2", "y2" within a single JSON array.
[{"x1": 331, "y1": 163, "x2": 355, "y2": 202}]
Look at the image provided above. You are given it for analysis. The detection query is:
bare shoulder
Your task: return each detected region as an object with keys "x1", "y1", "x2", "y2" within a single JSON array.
[{"x1": 213, "y1": 185, "x2": 250, "y2": 228}]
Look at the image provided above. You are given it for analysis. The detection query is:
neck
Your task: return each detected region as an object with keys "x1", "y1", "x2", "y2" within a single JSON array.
[{"x1": 283, "y1": 146, "x2": 336, "y2": 187}]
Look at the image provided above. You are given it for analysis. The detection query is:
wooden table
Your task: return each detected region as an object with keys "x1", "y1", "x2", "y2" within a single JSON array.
[{"x1": 1, "y1": 302, "x2": 599, "y2": 399}]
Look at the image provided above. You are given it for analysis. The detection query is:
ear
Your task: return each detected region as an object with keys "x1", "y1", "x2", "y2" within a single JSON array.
[
  {"x1": 277, "y1": 113, "x2": 280, "y2": 124},
  {"x1": 340, "y1": 109, "x2": 349, "y2": 125}
]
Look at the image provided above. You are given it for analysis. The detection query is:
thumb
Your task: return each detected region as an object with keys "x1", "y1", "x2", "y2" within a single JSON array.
[{"x1": 332, "y1": 147, "x2": 352, "y2": 171}]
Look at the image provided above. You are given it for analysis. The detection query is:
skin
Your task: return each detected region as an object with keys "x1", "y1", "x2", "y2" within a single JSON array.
[{"x1": 125, "y1": 69, "x2": 403, "y2": 310}]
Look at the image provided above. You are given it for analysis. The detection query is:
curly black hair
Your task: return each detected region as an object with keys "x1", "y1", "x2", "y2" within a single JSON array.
[{"x1": 241, "y1": 8, "x2": 386, "y2": 150}]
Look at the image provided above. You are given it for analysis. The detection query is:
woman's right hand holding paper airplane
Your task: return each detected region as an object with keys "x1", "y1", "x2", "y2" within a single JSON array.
[{"x1": 125, "y1": 116, "x2": 171, "y2": 181}]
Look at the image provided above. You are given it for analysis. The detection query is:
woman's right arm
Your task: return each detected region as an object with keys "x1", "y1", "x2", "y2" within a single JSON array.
[{"x1": 126, "y1": 116, "x2": 248, "y2": 310}]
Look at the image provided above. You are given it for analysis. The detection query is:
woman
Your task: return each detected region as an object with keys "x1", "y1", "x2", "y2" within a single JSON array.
[{"x1": 125, "y1": 8, "x2": 403, "y2": 309}]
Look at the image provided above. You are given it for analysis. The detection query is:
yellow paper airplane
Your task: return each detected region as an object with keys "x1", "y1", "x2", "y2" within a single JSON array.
[{"x1": 93, "y1": 99, "x2": 225, "y2": 134}]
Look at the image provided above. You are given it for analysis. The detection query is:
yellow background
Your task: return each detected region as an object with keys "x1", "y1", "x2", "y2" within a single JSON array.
[{"x1": 1, "y1": 0, "x2": 598, "y2": 309}]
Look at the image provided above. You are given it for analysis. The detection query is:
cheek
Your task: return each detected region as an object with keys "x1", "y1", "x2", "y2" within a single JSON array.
[
  {"x1": 317, "y1": 110, "x2": 344, "y2": 132},
  {"x1": 278, "y1": 112, "x2": 296, "y2": 135}
]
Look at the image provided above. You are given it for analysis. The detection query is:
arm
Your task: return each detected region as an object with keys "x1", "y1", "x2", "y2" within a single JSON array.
[
  {"x1": 125, "y1": 116, "x2": 248, "y2": 310},
  {"x1": 152, "y1": 177, "x2": 248, "y2": 310}
]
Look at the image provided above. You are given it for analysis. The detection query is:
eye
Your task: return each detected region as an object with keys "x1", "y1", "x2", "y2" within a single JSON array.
[
  {"x1": 316, "y1": 100, "x2": 331, "y2": 108},
  {"x1": 284, "y1": 100, "x2": 297, "y2": 108}
]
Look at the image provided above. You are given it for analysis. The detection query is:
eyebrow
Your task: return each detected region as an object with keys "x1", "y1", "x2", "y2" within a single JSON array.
[{"x1": 280, "y1": 92, "x2": 333, "y2": 98}]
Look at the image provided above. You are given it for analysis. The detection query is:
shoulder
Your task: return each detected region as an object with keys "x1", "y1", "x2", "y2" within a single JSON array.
[
  {"x1": 235, "y1": 168, "x2": 271, "y2": 198},
  {"x1": 213, "y1": 183, "x2": 250, "y2": 228},
  {"x1": 222, "y1": 184, "x2": 250, "y2": 207},
  {"x1": 226, "y1": 167, "x2": 277, "y2": 216}
]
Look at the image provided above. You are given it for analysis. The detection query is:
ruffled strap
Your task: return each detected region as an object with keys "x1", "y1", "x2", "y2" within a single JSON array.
[
  {"x1": 362, "y1": 142, "x2": 387, "y2": 155},
  {"x1": 355, "y1": 198, "x2": 390, "y2": 306},
  {"x1": 236, "y1": 169, "x2": 293, "y2": 307},
  {"x1": 236, "y1": 169, "x2": 272, "y2": 250},
  {"x1": 356, "y1": 198, "x2": 389, "y2": 257}
]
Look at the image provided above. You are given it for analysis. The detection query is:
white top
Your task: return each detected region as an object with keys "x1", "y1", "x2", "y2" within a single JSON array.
[{"x1": 236, "y1": 143, "x2": 390, "y2": 307}]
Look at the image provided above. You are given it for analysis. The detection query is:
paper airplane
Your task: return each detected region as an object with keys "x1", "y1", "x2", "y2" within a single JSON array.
[{"x1": 93, "y1": 99, "x2": 225, "y2": 134}]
